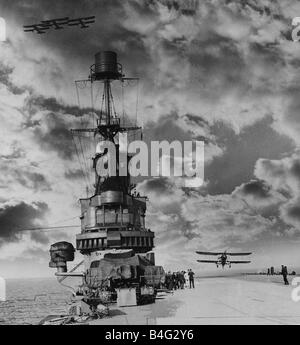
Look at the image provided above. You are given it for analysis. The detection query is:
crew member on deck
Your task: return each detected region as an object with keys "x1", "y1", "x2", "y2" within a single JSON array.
[
  {"x1": 188, "y1": 269, "x2": 195, "y2": 289},
  {"x1": 281, "y1": 265, "x2": 289, "y2": 285}
]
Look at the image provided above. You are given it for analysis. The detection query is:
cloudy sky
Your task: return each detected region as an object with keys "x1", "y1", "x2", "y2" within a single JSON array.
[{"x1": 1, "y1": 0, "x2": 300, "y2": 278}]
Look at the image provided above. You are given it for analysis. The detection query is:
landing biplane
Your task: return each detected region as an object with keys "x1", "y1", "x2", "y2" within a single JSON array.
[{"x1": 196, "y1": 250, "x2": 252, "y2": 269}]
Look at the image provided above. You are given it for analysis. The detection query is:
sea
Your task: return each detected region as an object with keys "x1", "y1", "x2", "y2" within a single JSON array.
[{"x1": 0, "y1": 278, "x2": 72, "y2": 325}]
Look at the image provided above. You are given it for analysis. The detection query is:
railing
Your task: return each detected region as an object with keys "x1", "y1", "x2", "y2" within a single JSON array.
[{"x1": 76, "y1": 232, "x2": 154, "y2": 251}]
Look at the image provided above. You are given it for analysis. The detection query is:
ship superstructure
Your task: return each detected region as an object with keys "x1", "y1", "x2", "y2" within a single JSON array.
[
  {"x1": 74, "y1": 51, "x2": 154, "y2": 261},
  {"x1": 48, "y1": 51, "x2": 164, "y2": 313}
]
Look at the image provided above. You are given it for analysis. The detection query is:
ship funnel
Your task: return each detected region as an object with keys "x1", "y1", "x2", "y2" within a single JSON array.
[{"x1": 93, "y1": 51, "x2": 122, "y2": 80}]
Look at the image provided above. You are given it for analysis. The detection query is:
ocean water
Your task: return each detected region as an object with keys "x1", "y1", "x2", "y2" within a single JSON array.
[{"x1": 0, "y1": 278, "x2": 72, "y2": 325}]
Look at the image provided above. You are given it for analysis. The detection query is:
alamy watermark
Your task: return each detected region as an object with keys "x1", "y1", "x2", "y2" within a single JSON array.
[{"x1": 95, "y1": 134, "x2": 204, "y2": 188}]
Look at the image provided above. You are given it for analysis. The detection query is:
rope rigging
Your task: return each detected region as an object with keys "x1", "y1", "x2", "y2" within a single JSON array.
[
  {"x1": 71, "y1": 72, "x2": 141, "y2": 196},
  {"x1": 73, "y1": 80, "x2": 97, "y2": 195},
  {"x1": 72, "y1": 134, "x2": 90, "y2": 193},
  {"x1": 10, "y1": 215, "x2": 81, "y2": 234}
]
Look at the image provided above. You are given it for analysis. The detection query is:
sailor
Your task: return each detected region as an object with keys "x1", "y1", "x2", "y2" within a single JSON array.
[
  {"x1": 172, "y1": 272, "x2": 177, "y2": 290},
  {"x1": 188, "y1": 269, "x2": 195, "y2": 289},
  {"x1": 184, "y1": 271, "x2": 189, "y2": 288},
  {"x1": 281, "y1": 265, "x2": 289, "y2": 285},
  {"x1": 165, "y1": 271, "x2": 173, "y2": 290},
  {"x1": 176, "y1": 272, "x2": 180, "y2": 289},
  {"x1": 180, "y1": 271, "x2": 185, "y2": 289}
]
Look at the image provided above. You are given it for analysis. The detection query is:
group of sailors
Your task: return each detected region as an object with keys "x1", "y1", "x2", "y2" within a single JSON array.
[{"x1": 164, "y1": 269, "x2": 195, "y2": 290}]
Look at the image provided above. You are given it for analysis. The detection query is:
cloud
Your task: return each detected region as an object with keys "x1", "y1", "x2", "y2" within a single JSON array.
[
  {"x1": 236, "y1": 179, "x2": 273, "y2": 199},
  {"x1": 31, "y1": 113, "x2": 75, "y2": 160},
  {"x1": 64, "y1": 168, "x2": 85, "y2": 180},
  {"x1": 0, "y1": 201, "x2": 49, "y2": 244},
  {"x1": 137, "y1": 175, "x2": 284, "y2": 269},
  {"x1": 232, "y1": 179, "x2": 287, "y2": 218},
  {"x1": 281, "y1": 199, "x2": 300, "y2": 227},
  {"x1": 29, "y1": 231, "x2": 50, "y2": 245},
  {"x1": 254, "y1": 152, "x2": 300, "y2": 228},
  {"x1": 143, "y1": 112, "x2": 224, "y2": 167},
  {"x1": 0, "y1": 158, "x2": 52, "y2": 192},
  {"x1": 138, "y1": 177, "x2": 185, "y2": 214},
  {"x1": 254, "y1": 152, "x2": 300, "y2": 197},
  {"x1": 206, "y1": 116, "x2": 294, "y2": 195}
]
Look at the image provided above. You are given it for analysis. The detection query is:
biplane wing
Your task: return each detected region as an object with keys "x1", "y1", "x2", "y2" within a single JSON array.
[
  {"x1": 197, "y1": 260, "x2": 218, "y2": 264},
  {"x1": 227, "y1": 252, "x2": 252, "y2": 256},
  {"x1": 196, "y1": 251, "x2": 223, "y2": 256},
  {"x1": 229, "y1": 260, "x2": 251, "y2": 264},
  {"x1": 67, "y1": 16, "x2": 96, "y2": 28}
]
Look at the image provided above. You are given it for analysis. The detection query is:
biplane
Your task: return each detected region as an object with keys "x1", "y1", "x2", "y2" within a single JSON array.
[{"x1": 196, "y1": 250, "x2": 252, "y2": 268}]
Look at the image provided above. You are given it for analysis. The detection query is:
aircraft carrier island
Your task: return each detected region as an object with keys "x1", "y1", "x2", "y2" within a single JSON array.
[{"x1": 40, "y1": 51, "x2": 166, "y2": 324}]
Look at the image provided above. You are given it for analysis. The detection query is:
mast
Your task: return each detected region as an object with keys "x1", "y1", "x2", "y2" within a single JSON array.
[
  {"x1": 71, "y1": 52, "x2": 140, "y2": 142},
  {"x1": 104, "y1": 80, "x2": 110, "y2": 125}
]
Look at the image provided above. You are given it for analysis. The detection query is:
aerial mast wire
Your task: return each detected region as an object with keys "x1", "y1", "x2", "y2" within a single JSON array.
[{"x1": 72, "y1": 135, "x2": 89, "y2": 191}]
